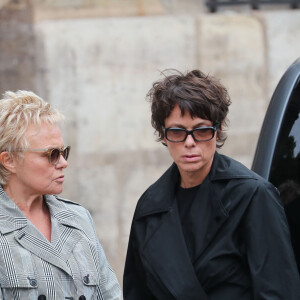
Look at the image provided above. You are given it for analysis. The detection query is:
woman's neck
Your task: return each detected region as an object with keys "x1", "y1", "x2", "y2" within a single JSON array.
[
  {"x1": 4, "y1": 181, "x2": 51, "y2": 241},
  {"x1": 3, "y1": 180, "x2": 44, "y2": 216}
]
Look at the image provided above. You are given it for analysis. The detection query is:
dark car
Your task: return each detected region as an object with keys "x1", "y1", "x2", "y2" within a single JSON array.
[{"x1": 252, "y1": 57, "x2": 300, "y2": 273}]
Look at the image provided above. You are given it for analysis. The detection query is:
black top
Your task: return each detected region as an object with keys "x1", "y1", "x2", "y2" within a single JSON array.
[{"x1": 176, "y1": 184, "x2": 201, "y2": 261}]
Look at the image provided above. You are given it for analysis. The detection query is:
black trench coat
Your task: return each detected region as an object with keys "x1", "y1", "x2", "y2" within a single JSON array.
[{"x1": 123, "y1": 152, "x2": 300, "y2": 300}]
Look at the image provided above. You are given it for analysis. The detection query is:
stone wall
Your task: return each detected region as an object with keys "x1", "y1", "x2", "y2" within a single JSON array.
[
  {"x1": 1, "y1": 0, "x2": 300, "y2": 285},
  {"x1": 0, "y1": 1, "x2": 36, "y2": 93}
]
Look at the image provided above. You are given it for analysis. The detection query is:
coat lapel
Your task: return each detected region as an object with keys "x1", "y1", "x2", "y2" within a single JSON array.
[
  {"x1": 141, "y1": 200, "x2": 209, "y2": 299},
  {"x1": 135, "y1": 164, "x2": 209, "y2": 299}
]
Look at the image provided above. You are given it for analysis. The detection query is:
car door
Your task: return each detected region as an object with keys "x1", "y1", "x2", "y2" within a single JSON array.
[{"x1": 252, "y1": 58, "x2": 300, "y2": 273}]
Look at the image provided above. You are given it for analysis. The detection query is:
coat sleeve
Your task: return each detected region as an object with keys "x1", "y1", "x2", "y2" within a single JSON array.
[
  {"x1": 243, "y1": 181, "x2": 300, "y2": 300},
  {"x1": 85, "y1": 210, "x2": 122, "y2": 300}
]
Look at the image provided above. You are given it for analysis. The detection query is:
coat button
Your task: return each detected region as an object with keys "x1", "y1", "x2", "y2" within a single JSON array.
[
  {"x1": 83, "y1": 274, "x2": 90, "y2": 284},
  {"x1": 79, "y1": 296, "x2": 86, "y2": 300},
  {"x1": 27, "y1": 277, "x2": 37, "y2": 287},
  {"x1": 38, "y1": 295, "x2": 46, "y2": 300}
]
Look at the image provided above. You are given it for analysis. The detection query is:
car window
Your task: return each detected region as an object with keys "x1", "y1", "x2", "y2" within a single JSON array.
[
  {"x1": 269, "y1": 83, "x2": 300, "y2": 190},
  {"x1": 252, "y1": 59, "x2": 300, "y2": 274},
  {"x1": 268, "y1": 82, "x2": 300, "y2": 273}
]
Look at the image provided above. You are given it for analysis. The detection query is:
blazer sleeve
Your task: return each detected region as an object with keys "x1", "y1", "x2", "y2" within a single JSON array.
[
  {"x1": 243, "y1": 181, "x2": 300, "y2": 299},
  {"x1": 95, "y1": 240, "x2": 122, "y2": 300}
]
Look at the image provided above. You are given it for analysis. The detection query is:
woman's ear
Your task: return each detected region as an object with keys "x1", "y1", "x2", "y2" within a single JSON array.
[
  {"x1": 162, "y1": 138, "x2": 168, "y2": 147},
  {"x1": 216, "y1": 123, "x2": 223, "y2": 141},
  {"x1": 0, "y1": 152, "x2": 16, "y2": 174}
]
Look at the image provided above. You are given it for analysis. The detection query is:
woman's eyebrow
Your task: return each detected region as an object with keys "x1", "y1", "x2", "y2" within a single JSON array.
[
  {"x1": 193, "y1": 122, "x2": 213, "y2": 128},
  {"x1": 166, "y1": 122, "x2": 212, "y2": 129}
]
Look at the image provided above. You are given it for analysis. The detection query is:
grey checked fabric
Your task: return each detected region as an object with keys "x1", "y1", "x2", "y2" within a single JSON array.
[{"x1": 0, "y1": 186, "x2": 122, "y2": 300}]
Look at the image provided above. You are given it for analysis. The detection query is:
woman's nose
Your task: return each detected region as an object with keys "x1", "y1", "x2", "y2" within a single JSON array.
[
  {"x1": 184, "y1": 133, "x2": 196, "y2": 146},
  {"x1": 56, "y1": 154, "x2": 68, "y2": 168}
]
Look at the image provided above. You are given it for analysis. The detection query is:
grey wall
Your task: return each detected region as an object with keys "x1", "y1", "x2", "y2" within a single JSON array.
[{"x1": 1, "y1": 0, "x2": 300, "y2": 285}]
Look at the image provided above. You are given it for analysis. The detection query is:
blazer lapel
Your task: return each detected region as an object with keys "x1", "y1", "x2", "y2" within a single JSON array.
[
  {"x1": 14, "y1": 225, "x2": 74, "y2": 276},
  {"x1": 0, "y1": 193, "x2": 86, "y2": 277}
]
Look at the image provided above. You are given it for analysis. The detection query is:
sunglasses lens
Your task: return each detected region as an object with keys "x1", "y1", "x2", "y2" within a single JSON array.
[
  {"x1": 63, "y1": 147, "x2": 70, "y2": 161},
  {"x1": 50, "y1": 149, "x2": 61, "y2": 165},
  {"x1": 49, "y1": 147, "x2": 70, "y2": 165}
]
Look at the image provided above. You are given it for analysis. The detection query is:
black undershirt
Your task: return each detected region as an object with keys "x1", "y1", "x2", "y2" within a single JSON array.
[{"x1": 176, "y1": 184, "x2": 201, "y2": 260}]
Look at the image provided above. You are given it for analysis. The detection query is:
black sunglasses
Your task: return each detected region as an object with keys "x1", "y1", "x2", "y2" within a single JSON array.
[{"x1": 164, "y1": 124, "x2": 220, "y2": 143}]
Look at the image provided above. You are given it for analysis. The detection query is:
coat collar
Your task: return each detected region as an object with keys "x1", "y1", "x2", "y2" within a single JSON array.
[{"x1": 135, "y1": 152, "x2": 257, "y2": 220}]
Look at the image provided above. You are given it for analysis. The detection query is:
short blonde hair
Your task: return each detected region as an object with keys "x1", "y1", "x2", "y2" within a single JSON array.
[{"x1": 0, "y1": 90, "x2": 64, "y2": 184}]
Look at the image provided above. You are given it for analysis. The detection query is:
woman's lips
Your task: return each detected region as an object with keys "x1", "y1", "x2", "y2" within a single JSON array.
[
  {"x1": 182, "y1": 154, "x2": 200, "y2": 162},
  {"x1": 55, "y1": 175, "x2": 65, "y2": 183}
]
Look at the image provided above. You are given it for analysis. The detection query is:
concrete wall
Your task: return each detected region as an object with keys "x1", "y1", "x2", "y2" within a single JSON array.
[{"x1": 1, "y1": 0, "x2": 300, "y2": 285}]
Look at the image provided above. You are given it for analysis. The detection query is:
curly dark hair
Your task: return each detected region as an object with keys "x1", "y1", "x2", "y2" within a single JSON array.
[{"x1": 147, "y1": 69, "x2": 231, "y2": 148}]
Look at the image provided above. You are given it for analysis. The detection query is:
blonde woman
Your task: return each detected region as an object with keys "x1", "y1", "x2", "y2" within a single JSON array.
[{"x1": 0, "y1": 91, "x2": 121, "y2": 300}]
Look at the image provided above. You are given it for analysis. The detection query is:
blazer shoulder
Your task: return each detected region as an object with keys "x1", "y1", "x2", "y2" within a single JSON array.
[{"x1": 54, "y1": 195, "x2": 81, "y2": 206}]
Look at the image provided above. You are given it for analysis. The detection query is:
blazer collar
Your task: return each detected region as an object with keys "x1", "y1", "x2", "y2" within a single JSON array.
[
  {"x1": 45, "y1": 194, "x2": 86, "y2": 232},
  {"x1": 0, "y1": 188, "x2": 86, "y2": 275},
  {"x1": 135, "y1": 152, "x2": 257, "y2": 219},
  {"x1": 0, "y1": 187, "x2": 27, "y2": 234},
  {"x1": 0, "y1": 187, "x2": 84, "y2": 234}
]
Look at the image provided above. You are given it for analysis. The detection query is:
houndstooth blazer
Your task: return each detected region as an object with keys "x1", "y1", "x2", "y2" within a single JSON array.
[{"x1": 0, "y1": 186, "x2": 122, "y2": 300}]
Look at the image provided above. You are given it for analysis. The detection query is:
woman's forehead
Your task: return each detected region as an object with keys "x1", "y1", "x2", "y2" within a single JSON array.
[{"x1": 165, "y1": 105, "x2": 213, "y2": 126}]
